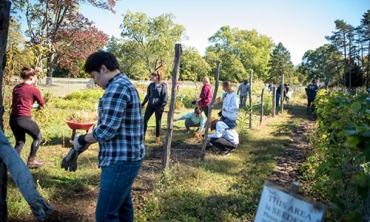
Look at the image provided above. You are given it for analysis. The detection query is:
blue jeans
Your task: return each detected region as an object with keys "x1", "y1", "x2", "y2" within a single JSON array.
[
  {"x1": 276, "y1": 93, "x2": 281, "y2": 107},
  {"x1": 220, "y1": 116, "x2": 237, "y2": 129},
  {"x1": 96, "y1": 160, "x2": 142, "y2": 222},
  {"x1": 0, "y1": 129, "x2": 52, "y2": 220}
]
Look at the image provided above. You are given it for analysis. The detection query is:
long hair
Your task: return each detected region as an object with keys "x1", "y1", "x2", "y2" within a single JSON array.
[{"x1": 151, "y1": 70, "x2": 163, "y2": 83}]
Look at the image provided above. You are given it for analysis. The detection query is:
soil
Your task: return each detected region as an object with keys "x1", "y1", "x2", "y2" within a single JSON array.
[{"x1": 8, "y1": 113, "x2": 317, "y2": 222}]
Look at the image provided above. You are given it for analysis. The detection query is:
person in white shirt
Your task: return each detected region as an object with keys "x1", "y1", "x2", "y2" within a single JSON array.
[
  {"x1": 220, "y1": 81, "x2": 239, "y2": 129},
  {"x1": 237, "y1": 80, "x2": 250, "y2": 107},
  {"x1": 173, "y1": 107, "x2": 205, "y2": 138},
  {"x1": 207, "y1": 119, "x2": 239, "y2": 156}
]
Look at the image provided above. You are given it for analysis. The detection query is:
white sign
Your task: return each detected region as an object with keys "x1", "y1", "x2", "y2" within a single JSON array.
[{"x1": 254, "y1": 183, "x2": 326, "y2": 222}]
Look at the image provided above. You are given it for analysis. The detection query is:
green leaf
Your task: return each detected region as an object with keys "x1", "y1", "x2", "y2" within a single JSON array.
[
  {"x1": 349, "y1": 173, "x2": 368, "y2": 187},
  {"x1": 345, "y1": 136, "x2": 360, "y2": 147},
  {"x1": 350, "y1": 102, "x2": 361, "y2": 112}
]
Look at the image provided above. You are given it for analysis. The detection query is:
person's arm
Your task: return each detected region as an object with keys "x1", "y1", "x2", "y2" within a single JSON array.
[
  {"x1": 174, "y1": 111, "x2": 192, "y2": 121},
  {"x1": 208, "y1": 123, "x2": 224, "y2": 138},
  {"x1": 237, "y1": 85, "x2": 241, "y2": 95},
  {"x1": 141, "y1": 84, "x2": 151, "y2": 106},
  {"x1": 197, "y1": 114, "x2": 205, "y2": 132},
  {"x1": 222, "y1": 93, "x2": 239, "y2": 112},
  {"x1": 161, "y1": 82, "x2": 168, "y2": 107},
  {"x1": 34, "y1": 88, "x2": 45, "y2": 107}
]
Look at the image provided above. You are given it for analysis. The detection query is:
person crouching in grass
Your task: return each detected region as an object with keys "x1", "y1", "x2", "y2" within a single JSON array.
[
  {"x1": 207, "y1": 119, "x2": 239, "y2": 156},
  {"x1": 173, "y1": 107, "x2": 205, "y2": 138}
]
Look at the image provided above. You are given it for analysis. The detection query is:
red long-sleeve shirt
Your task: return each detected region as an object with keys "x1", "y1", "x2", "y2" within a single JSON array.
[
  {"x1": 198, "y1": 83, "x2": 212, "y2": 107},
  {"x1": 11, "y1": 83, "x2": 45, "y2": 117}
]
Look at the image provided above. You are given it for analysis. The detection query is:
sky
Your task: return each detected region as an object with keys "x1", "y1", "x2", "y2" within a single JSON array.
[{"x1": 80, "y1": 0, "x2": 370, "y2": 66}]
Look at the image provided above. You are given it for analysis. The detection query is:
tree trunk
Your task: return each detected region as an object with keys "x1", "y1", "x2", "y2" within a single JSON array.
[
  {"x1": 46, "y1": 53, "x2": 55, "y2": 85},
  {"x1": 0, "y1": 1, "x2": 11, "y2": 220},
  {"x1": 163, "y1": 44, "x2": 182, "y2": 171}
]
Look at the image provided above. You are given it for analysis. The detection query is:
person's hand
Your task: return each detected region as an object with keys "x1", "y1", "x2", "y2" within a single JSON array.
[
  {"x1": 191, "y1": 100, "x2": 197, "y2": 105},
  {"x1": 195, "y1": 132, "x2": 200, "y2": 138},
  {"x1": 160, "y1": 106, "x2": 165, "y2": 112},
  {"x1": 173, "y1": 118, "x2": 177, "y2": 122}
]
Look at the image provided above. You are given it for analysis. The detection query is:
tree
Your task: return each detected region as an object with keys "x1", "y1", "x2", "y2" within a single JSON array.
[
  {"x1": 179, "y1": 46, "x2": 211, "y2": 81},
  {"x1": 21, "y1": 0, "x2": 116, "y2": 84},
  {"x1": 300, "y1": 44, "x2": 343, "y2": 86},
  {"x1": 267, "y1": 42, "x2": 294, "y2": 84},
  {"x1": 206, "y1": 26, "x2": 274, "y2": 82},
  {"x1": 5, "y1": 18, "x2": 34, "y2": 84},
  {"x1": 118, "y1": 11, "x2": 185, "y2": 78}
]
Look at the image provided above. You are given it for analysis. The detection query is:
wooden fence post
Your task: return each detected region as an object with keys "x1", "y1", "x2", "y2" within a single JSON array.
[
  {"x1": 0, "y1": 1, "x2": 11, "y2": 220},
  {"x1": 201, "y1": 61, "x2": 221, "y2": 159},
  {"x1": 280, "y1": 73, "x2": 284, "y2": 113},
  {"x1": 163, "y1": 44, "x2": 182, "y2": 170},
  {"x1": 260, "y1": 88, "x2": 264, "y2": 125},
  {"x1": 249, "y1": 70, "x2": 253, "y2": 129},
  {"x1": 272, "y1": 87, "x2": 276, "y2": 117}
]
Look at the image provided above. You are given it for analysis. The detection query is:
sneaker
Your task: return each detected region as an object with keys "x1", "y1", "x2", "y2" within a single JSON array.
[
  {"x1": 219, "y1": 149, "x2": 231, "y2": 156},
  {"x1": 185, "y1": 131, "x2": 189, "y2": 134}
]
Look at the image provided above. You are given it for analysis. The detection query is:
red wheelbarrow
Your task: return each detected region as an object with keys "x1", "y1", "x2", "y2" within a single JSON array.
[{"x1": 65, "y1": 121, "x2": 96, "y2": 143}]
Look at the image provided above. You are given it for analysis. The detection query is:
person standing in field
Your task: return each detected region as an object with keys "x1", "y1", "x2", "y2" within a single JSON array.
[
  {"x1": 305, "y1": 79, "x2": 319, "y2": 114},
  {"x1": 220, "y1": 81, "x2": 239, "y2": 129},
  {"x1": 197, "y1": 77, "x2": 212, "y2": 118},
  {"x1": 70, "y1": 51, "x2": 145, "y2": 222},
  {"x1": 237, "y1": 80, "x2": 250, "y2": 108},
  {"x1": 141, "y1": 71, "x2": 168, "y2": 144},
  {"x1": 9, "y1": 65, "x2": 45, "y2": 168},
  {"x1": 173, "y1": 107, "x2": 205, "y2": 138}
]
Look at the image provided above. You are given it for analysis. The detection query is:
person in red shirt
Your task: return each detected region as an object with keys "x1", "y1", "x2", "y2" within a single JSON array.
[
  {"x1": 9, "y1": 65, "x2": 46, "y2": 168},
  {"x1": 197, "y1": 77, "x2": 212, "y2": 118}
]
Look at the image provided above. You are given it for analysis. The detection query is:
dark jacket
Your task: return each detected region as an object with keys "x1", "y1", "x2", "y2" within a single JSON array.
[{"x1": 142, "y1": 82, "x2": 168, "y2": 107}]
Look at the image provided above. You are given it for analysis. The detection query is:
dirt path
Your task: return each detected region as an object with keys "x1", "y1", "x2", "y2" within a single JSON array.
[{"x1": 268, "y1": 117, "x2": 316, "y2": 194}]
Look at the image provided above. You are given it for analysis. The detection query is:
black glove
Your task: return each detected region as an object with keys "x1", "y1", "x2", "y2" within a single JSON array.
[
  {"x1": 218, "y1": 111, "x2": 222, "y2": 117},
  {"x1": 61, "y1": 134, "x2": 90, "y2": 172},
  {"x1": 61, "y1": 148, "x2": 79, "y2": 172},
  {"x1": 160, "y1": 106, "x2": 165, "y2": 112},
  {"x1": 191, "y1": 100, "x2": 197, "y2": 105}
]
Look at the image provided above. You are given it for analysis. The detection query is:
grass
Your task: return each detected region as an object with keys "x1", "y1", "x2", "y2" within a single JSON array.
[{"x1": 4, "y1": 84, "x2": 311, "y2": 221}]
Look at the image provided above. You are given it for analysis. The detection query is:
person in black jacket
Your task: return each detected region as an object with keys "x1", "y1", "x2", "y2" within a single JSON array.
[{"x1": 141, "y1": 71, "x2": 168, "y2": 143}]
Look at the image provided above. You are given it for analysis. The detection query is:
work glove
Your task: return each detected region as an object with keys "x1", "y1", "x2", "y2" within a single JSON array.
[
  {"x1": 61, "y1": 148, "x2": 79, "y2": 172},
  {"x1": 160, "y1": 106, "x2": 165, "y2": 112},
  {"x1": 61, "y1": 134, "x2": 90, "y2": 172},
  {"x1": 218, "y1": 110, "x2": 222, "y2": 117},
  {"x1": 191, "y1": 100, "x2": 197, "y2": 105}
]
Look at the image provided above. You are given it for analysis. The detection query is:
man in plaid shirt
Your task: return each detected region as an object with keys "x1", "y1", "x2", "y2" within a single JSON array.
[{"x1": 70, "y1": 51, "x2": 145, "y2": 222}]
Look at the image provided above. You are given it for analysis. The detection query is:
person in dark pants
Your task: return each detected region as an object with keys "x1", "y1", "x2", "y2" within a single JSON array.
[
  {"x1": 142, "y1": 71, "x2": 168, "y2": 144},
  {"x1": 207, "y1": 119, "x2": 239, "y2": 156},
  {"x1": 197, "y1": 77, "x2": 212, "y2": 118},
  {"x1": 9, "y1": 65, "x2": 45, "y2": 168},
  {"x1": 306, "y1": 79, "x2": 319, "y2": 114}
]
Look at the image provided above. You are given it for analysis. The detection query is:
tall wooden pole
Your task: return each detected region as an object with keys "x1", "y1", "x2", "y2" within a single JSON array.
[
  {"x1": 280, "y1": 73, "x2": 284, "y2": 113},
  {"x1": 0, "y1": 1, "x2": 11, "y2": 220},
  {"x1": 163, "y1": 44, "x2": 182, "y2": 170},
  {"x1": 249, "y1": 70, "x2": 253, "y2": 129}
]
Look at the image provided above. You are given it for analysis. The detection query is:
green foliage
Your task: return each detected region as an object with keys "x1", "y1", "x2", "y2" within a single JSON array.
[
  {"x1": 206, "y1": 26, "x2": 275, "y2": 82},
  {"x1": 302, "y1": 89, "x2": 370, "y2": 220},
  {"x1": 267, "y1": 42, "x2": 295, "y2": 83}
]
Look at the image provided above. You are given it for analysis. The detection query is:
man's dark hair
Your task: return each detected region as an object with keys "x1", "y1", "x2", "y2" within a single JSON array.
[{"x1": 84, "y1": 50, "x2": 120, "y2": 73}]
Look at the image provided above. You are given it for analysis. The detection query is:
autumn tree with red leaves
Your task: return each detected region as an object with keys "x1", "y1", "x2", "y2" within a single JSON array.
[{"x1": 22, "y1": 0, "x2": 116, "y2": 85}]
